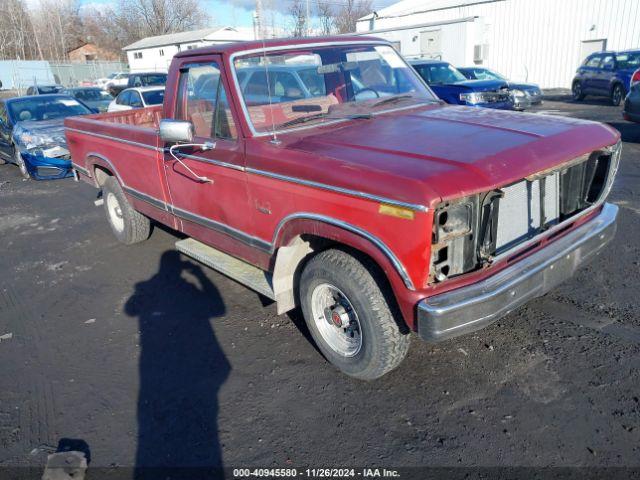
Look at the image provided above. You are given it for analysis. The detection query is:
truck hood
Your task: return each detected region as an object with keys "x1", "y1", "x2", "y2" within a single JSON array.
[{"x1": 273, "y1": 104, "x2": 620, "y2": 209}]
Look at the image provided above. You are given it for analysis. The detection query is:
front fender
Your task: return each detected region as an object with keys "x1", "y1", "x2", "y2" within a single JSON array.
[{"x1": 273, "y1": 214, "x2": 422, "y2": 328}]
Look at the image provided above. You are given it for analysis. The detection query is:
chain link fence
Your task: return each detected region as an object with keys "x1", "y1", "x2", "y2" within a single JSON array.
[
  {"x1": 0, "y1": 60, "x2": 128, "y2": 95},
  {"x1": 50, "y1": 62, "x2": 128, "y2": 87}
]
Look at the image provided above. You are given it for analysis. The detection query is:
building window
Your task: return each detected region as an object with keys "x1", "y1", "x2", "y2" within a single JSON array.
[
  {"x1": 134, "y1": 52, "x2": 143, "y2": 59},
  {"x1": 159, "y1": 49, "x2": 164, "y2": 56}
]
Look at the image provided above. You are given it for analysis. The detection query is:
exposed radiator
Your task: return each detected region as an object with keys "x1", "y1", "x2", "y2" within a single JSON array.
[{"x1": 496, "y1": 172, "x2": 560, "y2": 253}]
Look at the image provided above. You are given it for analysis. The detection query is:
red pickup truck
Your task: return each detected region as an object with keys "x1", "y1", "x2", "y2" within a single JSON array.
[{"x1": 65, "y1": 37, "x2": 621, "y2": 379}]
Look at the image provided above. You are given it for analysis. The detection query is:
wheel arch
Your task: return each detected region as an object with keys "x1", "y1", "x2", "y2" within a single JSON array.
[
  {"x1": 611, "y1": 80, "x2": 626, "y2": 94},
  {"x1": 86, "y1": 152, "x2": 123, "y2": 187},
  {"x1": 271, "y1": 214, "x2": 415, "y2": 329}
]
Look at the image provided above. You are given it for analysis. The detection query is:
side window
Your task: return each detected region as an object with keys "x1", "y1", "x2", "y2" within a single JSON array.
[
  {"x1": 176, "y1": 62, "x2": 236, "y2": 140},
  {"x1": 214, "y1": 86, "x2": 235, "y2": 139},
  {"x1": 601, "y1": 54, "x2": 615, "y2": 70},
  {"x1": 585, "y1": 55, "x2": 602, "y2": 68},
  {"x1": 130, "y1": 92, "x2": 143, "y2": 108},
  {"x1": 117, "y1": 91, "x2": 130, "y2": 105}
]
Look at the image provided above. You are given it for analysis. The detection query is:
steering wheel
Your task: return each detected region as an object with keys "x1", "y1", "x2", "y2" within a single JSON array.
[{"x1": 354, "y1": 87, "x2": 381, "y2": 100}]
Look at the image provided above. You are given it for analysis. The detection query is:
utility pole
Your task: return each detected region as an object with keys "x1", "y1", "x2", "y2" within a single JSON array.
[
  {"x1": 255, "y1": 0, "x2": 263, "y2": 40},
  {"x1": 305, "y1": 0, "x2": 310, "y2": 36}
]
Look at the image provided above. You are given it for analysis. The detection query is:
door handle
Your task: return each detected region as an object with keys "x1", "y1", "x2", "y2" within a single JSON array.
[{"x1": 168, "y1": 143, "x2": 216, "y2": 184}]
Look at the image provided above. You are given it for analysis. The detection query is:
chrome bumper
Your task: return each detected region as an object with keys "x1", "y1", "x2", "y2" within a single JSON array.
[{"x1": 417, "y1": 203, "x2": 618, "y2": 342}]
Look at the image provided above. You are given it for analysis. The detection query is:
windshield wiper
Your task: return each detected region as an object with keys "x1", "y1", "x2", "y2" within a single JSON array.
[
  {"x1": 371, "y1": 94, "x2": 414, "y2": 108},
  {"x1": 277, "y1": 112, "x2": 372, "y2": 129}
]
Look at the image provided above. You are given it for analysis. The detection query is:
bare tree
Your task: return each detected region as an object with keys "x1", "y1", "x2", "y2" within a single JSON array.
[
  {"x1": 0, "y1": 0, "x2": 209, "y2": 62},
  {"x1": 316, "y1": 0, "x2": 334, "y2": 35},
  {"x1": 28, "y1": 0, "x2": 84, "y2": 61},
  {"x1": 114, "y1": 0, "x2": 209, "y2": 40},
  {"x1": 333, "y1": 0, "x2": 371, "y2": 34},
  {"x1": 287, "y1": 0, "x2": 307, "y2": 38},
  {"x1": 0, "y1": 0, "x2": 39, "y2": 60}
]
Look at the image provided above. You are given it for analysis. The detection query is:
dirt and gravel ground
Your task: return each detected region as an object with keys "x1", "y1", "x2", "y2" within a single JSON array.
[{"x1": 0, "y1": 97, "x2": 639, "y2": 478}]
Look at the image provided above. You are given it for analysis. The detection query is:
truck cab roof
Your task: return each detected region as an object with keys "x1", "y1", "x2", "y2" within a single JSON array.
[{"x1": 173, "y1": 35, "x2": 387, "y2": 58}]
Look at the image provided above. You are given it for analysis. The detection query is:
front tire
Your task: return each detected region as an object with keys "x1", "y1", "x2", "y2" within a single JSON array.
[
  {"x1": 299, "y1": 249, "x2": 410, "y2": 380},
  {"x1": 572, "y1": 81, "x2": 585, "y2": 101},
  {"x1": 611, "y1": 83, "x2": 625, "y2": 106},
  {"x1": 14, "y1": 147, "x2": 30, "y2": 179},
  {"x1": 102, "y1": 176, "x2": 151, "y2": 245}
]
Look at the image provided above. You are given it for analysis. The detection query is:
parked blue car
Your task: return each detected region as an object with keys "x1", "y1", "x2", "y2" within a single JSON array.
[
  {"x1": 572, "y1": 49, "x2": 640, "y2": 106},
  {"x1": 409, "y1": 59, "x2": 514, "y2": 110},
  {"x1": 457, "y1": 66, "x2": 542, "y2": 110},
  {"x1": 0, "y1": 94, "x2": 93, "y2": 180}
]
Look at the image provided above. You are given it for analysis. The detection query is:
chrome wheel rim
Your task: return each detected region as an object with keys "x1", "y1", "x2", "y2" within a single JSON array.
[
  {"x1": 310, "y1": 283, "x2": 362, "y2": 357},
  {"x1": 613, "y1": 87, "x2": 622, "y2": 105},
  {"x1": 106, "y1": 192, "x2": 124, "y2": 233}
]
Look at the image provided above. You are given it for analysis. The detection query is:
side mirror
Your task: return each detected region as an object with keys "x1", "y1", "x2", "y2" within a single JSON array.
[{"x1": 160, "y1": 119, "x2": 194, "y2": 144}]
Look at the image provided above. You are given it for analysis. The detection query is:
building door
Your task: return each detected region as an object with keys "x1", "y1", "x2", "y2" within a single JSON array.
[
  {"x1": 420, "y1": 30, "x2": 442, "y2": 59},
  {"x1": 580, "y1": 39, "x2": 607, "y2": 59}
]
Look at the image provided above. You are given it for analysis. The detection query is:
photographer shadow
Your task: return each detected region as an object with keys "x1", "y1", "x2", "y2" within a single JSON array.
[{"x1": 125, "y1": 250, "x2": 230, "y2": 479}]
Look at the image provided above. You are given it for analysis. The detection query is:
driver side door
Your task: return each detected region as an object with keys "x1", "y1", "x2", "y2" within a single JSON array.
[{"x1": 162, "y1": 58, "x2": 255, "y2": 258}]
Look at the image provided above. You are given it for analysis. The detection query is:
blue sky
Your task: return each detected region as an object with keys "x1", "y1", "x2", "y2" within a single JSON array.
[
  {"x1": 203, "y1": 0, "x2": 256, "y2": 28},
  {"x1": 77, "y1": 0, "x2": 395, "y2": 31},
  {"x1": 78, "y1": 0, "x2": 294, "y2": 30}
]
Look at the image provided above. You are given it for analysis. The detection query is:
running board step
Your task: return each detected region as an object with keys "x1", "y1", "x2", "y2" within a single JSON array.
[{"x1": 175, "y1": 238, "x2": 275, "y2": 300}]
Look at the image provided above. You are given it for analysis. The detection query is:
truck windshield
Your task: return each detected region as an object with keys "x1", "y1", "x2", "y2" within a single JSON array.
[{"x1": 233, "y1": 44, "x2": 436, "y2": 133}]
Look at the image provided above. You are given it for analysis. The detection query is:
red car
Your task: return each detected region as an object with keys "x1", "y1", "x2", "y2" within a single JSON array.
[{"x1": 65, "y1": 37, "x2": 621, "y2": 379}]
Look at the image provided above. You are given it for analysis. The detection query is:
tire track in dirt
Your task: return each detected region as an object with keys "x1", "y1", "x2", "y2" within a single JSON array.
[{"x1": 0, "y1": 283, "x2": 59, "y2": 462}]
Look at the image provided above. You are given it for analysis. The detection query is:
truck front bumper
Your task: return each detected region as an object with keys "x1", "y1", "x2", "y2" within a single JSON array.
[{"x1": 417, "y1": 203, "x2": 618, "y2": 342}]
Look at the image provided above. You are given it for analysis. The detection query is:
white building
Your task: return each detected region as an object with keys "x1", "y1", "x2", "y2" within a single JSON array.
[
  {"x1": 123, "y1": 27, "x2": 255, "y2": 72},
  {"x1": 356, "y1": 0, "x2": 640, "y2": 88}
]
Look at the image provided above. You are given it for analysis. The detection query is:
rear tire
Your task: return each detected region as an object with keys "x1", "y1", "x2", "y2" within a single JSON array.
[
  {"x1": 611, "y1": 83, "x2": 625, "y2": 106},
  {"x1": 299, "y1": 249, "x2": 410, "y2": 380},
  {"x1": 572, "y1": 81, "x2": 585, "y2": 101},
  {"x1": 102, "y1": 176, "x2": 151, "y2": 245}
]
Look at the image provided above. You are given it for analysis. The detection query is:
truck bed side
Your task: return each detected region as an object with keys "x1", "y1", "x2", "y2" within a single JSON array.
[{"x1": 65, "y1": 107, "x2": 166, "y2": 205}]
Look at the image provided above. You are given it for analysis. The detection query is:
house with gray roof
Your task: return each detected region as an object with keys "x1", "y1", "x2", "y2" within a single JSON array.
[{"x1": 123, "y1": 26, "x2": 254, "y2": 72}]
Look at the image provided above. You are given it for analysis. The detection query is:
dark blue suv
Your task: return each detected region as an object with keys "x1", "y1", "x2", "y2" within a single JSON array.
[{"x1": 572, "y1": 50, "x2": 640, "y2": 106}]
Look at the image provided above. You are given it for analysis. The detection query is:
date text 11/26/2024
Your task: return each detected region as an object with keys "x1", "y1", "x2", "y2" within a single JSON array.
[{"x1": 233, "y1": 468, "x2": 401, "y2": 478}]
